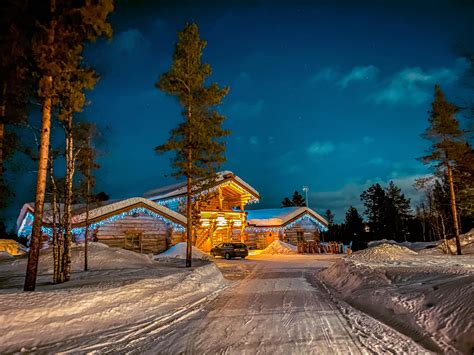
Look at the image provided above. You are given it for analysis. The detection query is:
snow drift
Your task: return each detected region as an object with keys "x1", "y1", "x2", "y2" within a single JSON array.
[
  {"x1": 0, "y1": 242, "x2": 154, "y2": 275},
  {"x1": 260, "y1": 240, "x2": 297, "y2": 255},
  {"x1": 320, "y1": 243, "x2": 474, "y2": 354},
  {"x1": 0, "y1": 242, "x2": 227, "y2": 353},
  {"x1": 155, "y1": 242, "x2": 210, "y2": 260},
  {"x1": 0, "y1": 239, "x2": 28, "y2": 256}
]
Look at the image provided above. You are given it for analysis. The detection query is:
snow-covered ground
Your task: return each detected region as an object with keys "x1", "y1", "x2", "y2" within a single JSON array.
[
  {"x1": 0, "y1": 239, "x2": 28, "y2": 256},
  {"x1": 155, "y1": 241, "x2": 211, "y2": 260},
  {"x1": 260, "y1": 239, "x2": 297, "y2": 255},
  {"x1": 0, "y1": 243, "x2": 227, "y2": 353},
  {"x1": 319, "y1": 243, "x2": 474, "y2": 354}
]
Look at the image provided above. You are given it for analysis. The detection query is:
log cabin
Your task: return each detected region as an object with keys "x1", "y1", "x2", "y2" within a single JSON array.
[
  {"x1": 16, "y1": 197, "x2": 186, "y2": 254},
  {"x1": 17, "y1": 171, "x2": 328, "y2": 253},
  {"x1": 144, "y1": 171, "x2": 328, "y2": 252}
]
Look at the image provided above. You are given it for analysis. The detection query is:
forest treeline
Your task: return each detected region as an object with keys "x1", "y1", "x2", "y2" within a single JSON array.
[{"x1": 321, "y1": 86, "x2": 474, "y2": 250}]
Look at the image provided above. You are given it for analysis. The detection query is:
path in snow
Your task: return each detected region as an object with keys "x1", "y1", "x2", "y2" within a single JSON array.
[
  {"x1": 58, "y1": 254, "x2": 424, "y2": 354},
  {"x1": 27, "y1": 254, "x2": 428, "y2": 354}
]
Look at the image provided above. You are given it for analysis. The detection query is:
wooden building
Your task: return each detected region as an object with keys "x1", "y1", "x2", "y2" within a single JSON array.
[
  {"x1": 245, "y1": 207, "x2": 328, "y2": 249},
  {"x1": 17, "y1": 171, "x2": 328, "y2": 254},
  {"x1": 144, "y1": 171, "x2": 328, "y2": 251},
  {"x1": 144, "y1": 171, "x2": 260, "y2": 252},
  {"x1": 16, "y1": 197, "x2": 186, "y2": 254}
]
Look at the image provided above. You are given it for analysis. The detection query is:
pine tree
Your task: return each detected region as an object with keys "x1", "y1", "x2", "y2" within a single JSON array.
[
  {"x1": 281, "y1": 191, "x2": 306, "y2": 207},
  {"x1": 281, "y1": 197, "x2": 294, "y2": 207},
  {"x1": 360, "y1": 183, "x2": 386, "y2": 238},
  {"x1": 156, "y1": 23, "x2": 229, "y2": 267},
  {"x1": 344, "y1": 206, "x2": 364, "y2": 243},
  {"x1": 0, "y1": 0, "x2": 38, "y2": 221},
  {"x1": 24, "y1": 0, "x2": 113, "y2": 291},
  {"x1": 324, "y1": 209, "x2": 335, "y2": 226},
  {"x1": 291, "y1": 190, "x2": 306, "y2": 207},
  {"x1": 75, "y1": 122, "x2": 101, "y2": 272},
  {"x1": 420, "y1": 85, "x2": 467, "y2": 255},
  {"x1": 385, "y1": 181, "x2": 412, "y2": 241}
]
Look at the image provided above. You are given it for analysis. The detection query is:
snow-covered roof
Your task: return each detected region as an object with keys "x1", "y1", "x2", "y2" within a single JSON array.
[
  {"x1": 143, "y1": 171, "x2": 260, "y2": 201},
  {"x1": 246, "y1": 207, "x2": 328, "y2": 228},
  {"x1": 17, "y1": 197, "x2": 186, "y2": 232}
]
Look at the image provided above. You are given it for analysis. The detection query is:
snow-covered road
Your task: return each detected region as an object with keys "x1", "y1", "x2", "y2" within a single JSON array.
[
  {"x1": 14, "y1": 254, "x2": 428, "y2": 354},
  {"x1": 66, "y1": 254, "x2": 423, "y2": 354}
]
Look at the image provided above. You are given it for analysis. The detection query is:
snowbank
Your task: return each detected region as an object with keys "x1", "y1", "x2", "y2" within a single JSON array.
[
  {"x1": 419, "y1": 229, "x2": 474, "y2": 255},
  {"x1": 368, "y1": 239, "x2": 440, "y2": 251},
  {"x1": 320, "y1": 246, "x2": 474, "y2": 354},
  {"x1": 348, "y1": 243, "x2": 417, "y2": 261},
  {"x1": 0, "y1": 239, "x2": 28, "y2": 256},
  {"x1": 155, "y1": 242, "x2": 210, "y2": 260},
  {"x1": 0, "y1": 243, "x2": 227, "y2": 353},
  {"x1": 0, "y1": 242, "x2": 154, "y2": 275},
  {"x1": 260, "y1": 240, "x2": 297, "y2": 255}
]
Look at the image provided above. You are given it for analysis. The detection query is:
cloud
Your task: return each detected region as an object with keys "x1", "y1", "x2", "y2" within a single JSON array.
[
  {"x1": 112, "y1": 29, "x2": 149, "y2": 53},
  {"x1": 337, "y1": 65, "x2": 379, "y2": 88},
  {"x1": 307, "y1": 141, "x2": 336, "y2": 155},
  {"x1": 371, "y1": 58, "x2": 469, "y2": 105},
  {"x1": 227, "y1": 99, "x2": 264, "y2": 118},
  {"x1": 362, "y1": 136, "x2": 374, "y2": 145},
  {"x1": 309, "y1": 67, "x2": 339, "y2": 84},
  {"x1": 311, "y1": 174, "x2": 429, "y2": 222}
]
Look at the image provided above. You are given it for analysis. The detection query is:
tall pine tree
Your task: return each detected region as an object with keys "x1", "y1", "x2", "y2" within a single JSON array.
[
  {"x1": 156, "y1": 23, "x2": 229, "y2": 267},
  {"x1": 25, "y1": 0, "x2": 113, "y2": 291},
  {"x1": 420, "y1": 85, "x2": 467, "y2": 255}
]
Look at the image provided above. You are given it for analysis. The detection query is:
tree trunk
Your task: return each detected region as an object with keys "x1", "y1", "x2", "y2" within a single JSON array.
[
  {"x1": 84, "y1": 160, "x2": 90, "y2": 271},
  {"x1": 24, "y1": 0, "x2": 56, "y2": 292},
  {"x1": 62, "y1": 117, "x2": 74, "y2": 281},
  {"x1": 447, "y1": 164, "x2": 462, "y2": 255},
  {"x1": 49, "y1": 154, "x2": 61, "y2": 283},
  {"x1": 24, "y1": 93, "x2": 52, "y2": 291},
  {"x1": 0, "y1": 81, "x2": 6, "y2": 182},
  {"x1": 186, "y1": 175, "x2": 192, "y2": 268}
]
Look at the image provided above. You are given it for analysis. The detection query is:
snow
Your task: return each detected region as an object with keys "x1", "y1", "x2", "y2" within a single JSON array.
[
  {"x1": 144, "y1": 170, "x2": 260, "y2": 202},
  {"x1": 142, "y1": 255, "x2": 427, "y2": 354},
  {"x1": 0, "y1": 239, "x2": 28, "y2": 256},
  {"x1": 368, "y1": 239, "x2": 441, "y2": 251},
  {"x1": 259, "y1": 239, "x2": 297, "y2": 254},
  {"x1": 319, "y1": 243, "x2": 474, "y2": 354},
  {"x1": 155, "y1": 242, "x2": 211, "y2": 260},
  {"x1": 246, "y1": 207, "x2": 328, "y2": 227},
  {"x1": 0, "y1": 242, "x2": 227, "y2": 352}
]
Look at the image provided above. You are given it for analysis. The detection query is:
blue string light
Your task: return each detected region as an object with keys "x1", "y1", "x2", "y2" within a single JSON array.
[
  {"x1": 23, "y1": 207, "x2": 186, "y2": 240},
  {"x1": 245, "y1": 214, "x2": 328, "y2": 233}
]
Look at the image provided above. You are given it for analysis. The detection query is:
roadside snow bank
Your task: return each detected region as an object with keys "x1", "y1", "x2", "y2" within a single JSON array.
[
  {"x1": 0, "y1": 243, "x2": 227, "y2": 353},
  {"x1": 260, "y1": 240, "x2": 297, "y2": 255},
  {"x1": 368, "y1": 239, "x2": 440, "y2": 251},
  {"x1": 155, "y1": 242, "x2": 210, "y2": 260},
  {"x1": 0, "y1": 239, "x2": 28, "y2": 256},
  {"x1": 320, "y1": 245, "x2": 474, "y2": 354}
]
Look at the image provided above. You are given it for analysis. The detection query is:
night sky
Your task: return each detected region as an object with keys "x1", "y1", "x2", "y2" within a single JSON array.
[{"x1": 8, "y1": 0, "x2": 474, "y2": 225}]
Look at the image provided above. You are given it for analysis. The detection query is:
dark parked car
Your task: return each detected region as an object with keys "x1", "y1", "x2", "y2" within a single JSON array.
[{"x1": 210, "y1": 242, "x2": 248, "y2": 259}]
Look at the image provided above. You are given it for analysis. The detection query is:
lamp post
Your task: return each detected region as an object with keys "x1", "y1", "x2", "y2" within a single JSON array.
[{"x1": 302, "y1": 185, "x2": 309, "y2": 208}]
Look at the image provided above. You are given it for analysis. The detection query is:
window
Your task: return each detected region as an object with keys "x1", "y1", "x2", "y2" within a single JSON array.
[{"x1": 297, "y1": 231, "x2": 304, "y2": 241}]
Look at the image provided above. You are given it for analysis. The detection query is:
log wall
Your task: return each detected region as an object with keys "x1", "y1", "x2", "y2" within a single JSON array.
[{"x1": 95, "y1": 213, "x2": 182, "y2": 254}]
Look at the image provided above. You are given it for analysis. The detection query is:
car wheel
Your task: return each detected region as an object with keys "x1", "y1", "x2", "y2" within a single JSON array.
[
  {"x1": 241, "y1": 256, "x2": 246, "y2": 259},
  {"x1": 224, "y1": 253, "x2": 231, "y2": 260}
]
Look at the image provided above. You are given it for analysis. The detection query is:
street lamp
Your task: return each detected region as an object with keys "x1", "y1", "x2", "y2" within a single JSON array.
[{"x1": 302, "y1": 185, "x2": 309, "y2": 208}]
